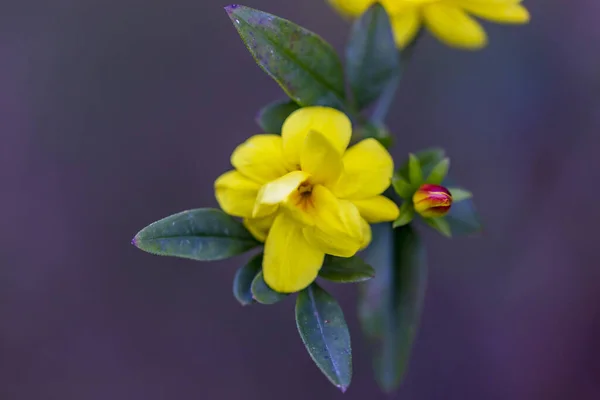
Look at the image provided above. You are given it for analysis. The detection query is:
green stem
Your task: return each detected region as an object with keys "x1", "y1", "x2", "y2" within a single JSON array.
[{"x1": 370, "y1": 28, "x2": 424, "y2": 125}]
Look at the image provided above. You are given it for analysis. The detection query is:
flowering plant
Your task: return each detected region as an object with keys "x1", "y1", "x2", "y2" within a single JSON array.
[{"x1": 133, "y1": 1, "x2": 527, "y2": 393}]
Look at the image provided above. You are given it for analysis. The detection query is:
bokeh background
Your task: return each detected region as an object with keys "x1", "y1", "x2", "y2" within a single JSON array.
[{"x1": 2, "y1": 0, "x2": 600, "y2": 398}]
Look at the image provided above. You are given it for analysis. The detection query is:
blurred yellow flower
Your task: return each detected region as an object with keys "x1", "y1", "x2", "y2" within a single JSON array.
[
  {"x1": 328, "y1": 0, "x2": 530, "y2": 49},
  {"x1": 215, "y1": 107, "x2": 399, "y2": 293}
]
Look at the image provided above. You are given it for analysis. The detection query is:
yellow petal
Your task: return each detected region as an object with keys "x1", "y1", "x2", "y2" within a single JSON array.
[
  {"x1": 214, "y1": 170, "x2": 261, "y2": 218},
  {"x1": 390, "y1": 8, "x2": 422, "y2": 48},
  {"x1": 333, "y1": 138, "x2": 394, "y2": 199},
  {"x1": 301, "y1": 130, "x2": 343, "y2": 186},
  {"x1": 283, "y1": 190, "x2": 317, "y2": 227},
  {"x1": 459, "y1": 3, "x2": 530, "y2": 24},
  {"x1": 243, "y1": 213, "x2": 277, "y2": 242},
  {"x1": 253, "y1": 171, "x2": 310, "y2": 218},
  {"x1": 231, "y1": 134, "x2": 289, "y2": 184},
  {"x1": 423, "y1": 4, "x2": 487, "y2": 49},
  {"x1": 281, "y1": 107, "x2": 352, "y2": 167},
  {"x1": 263, "y1": 213, "x2": 325, "y2": 293},
  {"x1": 303, "y1": 185, "x2": 364, "y2": 257},
  {"x1": 327, "y1": 0, "x2": 375, "y2": 17},
  {"x1": 351, "y1": 196, "x2": 400, "y2": 223},
  {"x1": 359, "y1": 218, "x2": 372, "y2": 250},
  {"x1": 455, "y1": 0, "x2": 523, "y2": 4}
]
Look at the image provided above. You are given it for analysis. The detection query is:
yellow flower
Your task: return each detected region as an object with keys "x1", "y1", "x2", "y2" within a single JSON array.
[
  {"x1": 413, "y1": 184, "x2": 453, "y2": 217},
  {"x1": 328, "y1": 0, "x2": 530, "y2": 49},
  {"x1": 215, "y1": 107, "x2": 399, "y2": 293}
]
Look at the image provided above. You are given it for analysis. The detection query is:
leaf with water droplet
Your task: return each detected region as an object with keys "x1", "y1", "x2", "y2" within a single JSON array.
[
  {"x1": 226, "y1": 5, "x2": 346, "y2": 109},
  {"x1": 296, "y1": 283, "x2": 352, "y2": 392},
  {"x1": 133, "y1": 208, "x2": 260, "y2": 261}
]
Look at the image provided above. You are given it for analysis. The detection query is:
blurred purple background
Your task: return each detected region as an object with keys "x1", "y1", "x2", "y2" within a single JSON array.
[{"x1": 2, "y1": 0, "x2": 600, "y2": 398}]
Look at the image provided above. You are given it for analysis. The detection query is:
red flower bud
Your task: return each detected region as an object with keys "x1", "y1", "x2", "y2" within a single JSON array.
[{"x1": 413, "y1": 184, "x2": 452, "y2": 218}]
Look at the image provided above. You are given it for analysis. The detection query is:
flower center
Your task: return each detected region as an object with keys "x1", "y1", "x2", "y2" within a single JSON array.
[
  {"x1": 293, "y1": 181, "x2": 315, "y2": 212},
  {"x1": 297, "y1": 182, "x2": 313, "y2": 195}
]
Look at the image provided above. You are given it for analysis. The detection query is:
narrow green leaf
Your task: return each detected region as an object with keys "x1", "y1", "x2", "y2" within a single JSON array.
[
  {"x1": 133, "y1": 208, "x2": 260, "y2": 261},
  {"x1": 423, "y1": 217, "x2": 452, "y2": 238},
  {"x1": 371, "y1": 28, "x2": 424, "y2": 124},
  {"x1": 426, "y1": 158, "x2": 450, "y2": 185},
  {"x1": 397, "y1": 147, "x2": 446, "y2": 181},
  {"x1": 256, "y1": 99, "x2": 300, "y2": 134},
  {"x1": 448, "y1": 187, "x2": 473, "y2": 203},
  {"x1": 226, "y1": 5, "x2": 346, "y2": 108},
  {"x1": 392, "y1": 202, "x2": 415, "y2": 228},
  {"x1": 296, "y1": 283, "x2": 352, "y2": 392},
  {"x1": 319, "y1": 255, "x2": 375, "y2": 283},
  {"x1": 392, "y1": 175, "x2": 413, "y2": 198},
  {"x1": 251, "y1": 271, "x2": 287, "y2": 305},
  {"x1": 408, "y1": 153, "x2": 422, "y2": 185},
  {"x1": 359, "y1": 224, "x2": 427, "y2": 392},
  {"x1": 233, "y1": 253, "x2": 263, "y2": 306},
  {"x1": 445, "y1": 196, "x2": 482, "y2": 236},
  {"x1": 416, "y1": 148, "x2": 446, "y2": 174},
  {"x1": 346, "y1": 3, "x2": 400, "y2": 110}
]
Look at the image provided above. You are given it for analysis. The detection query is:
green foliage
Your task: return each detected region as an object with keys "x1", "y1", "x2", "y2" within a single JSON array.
[
  {"x1": 226, "y1": 5, "x2": 346, "y2": 109},
  {"x1": 256, "y1": 99, "x2": 300, "y2": 134},
  {"x1": 233, "y1": 253, "x2": 263, "y2": 306},
  {"x1": 408, "y1": 153, "x2": 423, "y2": 185},
  {"x1": 319, "y1": 255, "x2": 375, "y2": 283},
  {"x1": 133, "y1": 209, "x2": 260, "y2": 261},
  {"x1": 392, "y1": 176, "x2": 413, "y2": 198},
  {"x1": 296, "y1": 283, "x2": 352, "y2": 392},
  {"x1": 346, "y1": 3, "x2": 400, "y2": 111},
  {"x1": 392, "y1": 149, "x2": 482, "y2": 237},
  {"x1": 359, "y1": 224, "x2": 427, "y2": 392},
  {"x1": 427, "y1": 158, "x2": 450, "y2": 185},
  {"x1": 397, "y1": 147, "x2": 446, "y2": 182},
  {"x1": 131, "y1": 4, "x2": 486, "y2": 394},
  {"x1": 251, "y1": 271, "x2": 288, "y2": 305},
  {"x1": 392, "y1": 201, "x2": 415, "y2": 228},
  {"x1": 353, "y1": 122, "x2": 393, "y2": 148},
  {"x1": 448, "y1": 187, "x2": 473, "y2": 202},
  {"x1": 424, "y1": 217, "x2": 452, "y2": 238},
  {"x1": 444, "y1": 194, "x2": 482, "y2": 236}
]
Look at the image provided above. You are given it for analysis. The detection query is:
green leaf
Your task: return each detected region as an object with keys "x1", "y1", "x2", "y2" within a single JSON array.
[
  {"x1": 392, "y1": 202, "x2": 415, "y2": 228},
  {"x1": 256, "y1": 99, "x2": 300, "y2": 134},
  {"x1": 408, "y1": 153, "x2": 422, "y2": 184},
  {"x1": 371, "y1": 28, "x2": 424, "y2": 124},
  {"x1": 346, "y1": 3, "x2": 400, "y2": 111},
  {"x1": 392, "y1": 175, "x2": 413, "y2": 198},
  {"x1": 226, "y1": 5, "x2": 346, "y2": 109},
  {"x1": 133, "y1": 208, "x2": 260, "y2": 261},
  {"x1": 251, "y1": 271, "x2": 287, "y2": 305},
  {"x1": 353, "y1": 122, "x2": 393, "y2": 148},
  {"x1": 233, "y1": 253, "x2": 263, "y2": 306},
  {"x1": 426, "y1": 158, "x2": 450, "y2": 185},
  {"x1": 397, "y1": 147, "x2": 446, "y2": 181},
  {"x1": 423, "y1": 217, "x2": 452, "y2": 238},
  {"x1": 319, "y1": 255, "x2": 375, "y2": 283},
  {"x1": 416, "y1": 147, "x2": 446, "y2": 175},
  {"x1": 448, "y1": 187, "x2": 473, "y2": 203},
  {"x1": 359, "y1": 224, "x2": 427, "y2": 392},
  {"x1": 445, "y1": 195, "x2": 482, "y2": 236},
  {"x1": 296, "y1": 283, "x2": 352, "y2": 392}
]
